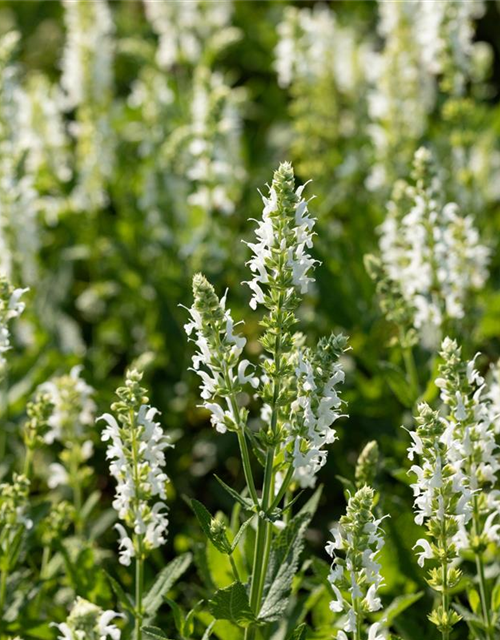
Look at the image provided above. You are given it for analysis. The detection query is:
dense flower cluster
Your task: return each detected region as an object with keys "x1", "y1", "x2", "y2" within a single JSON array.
[
  {"x1": 39, "y1": 366, "x2": 96, "y2": 490},
  {"x1": 61, "y1": 0, "x2": 114, "y2": 211},
  {"x1": 246, "y1": 161, "x2": 317, "y2": 310},
  {"x1": 436, "y1": 338, "x2": 500, "y2": 551},
  {"x1": 355, "y1": 441, "x2": 380, "y2": 490},
  {"x1": 275, "y1": 4, "x2": 369, "y2": 93},
  {"x1": 0, "y1": 276, "x2": 27, "y2": 378},
  {"x1": 407, "y1": 402, "x2": 468, "y2": 635},
  {"x1": 290, "y1": 334, "x2": 347, "y2": 488},
  {"x1": 0, "y1": 33, "x2": 40, "y2": 286},
  {"x1": 326, "y1": 486, "x2": 386, "y2": 640},
  {"x1": 376, "y1": 147, "x2": 489, "y2": 347},
  {"x1": 184, "y1": 273, "x2": 256, "y2": 434},
  {"x1": 166, "y1": 66, "x2": 245, "y2": 220},
  {"x1": 99, "y1": 370, "x2": 172, "y2": 565},
  {"x1": 143, "y1": 0, "x2": 235, "y2": 69},
  {"x1": 367, "y1": 1, "x2": 487, "y2": 190},
  {"x1": 53, "y1": 597, "x2": 123, "y2": 640}
]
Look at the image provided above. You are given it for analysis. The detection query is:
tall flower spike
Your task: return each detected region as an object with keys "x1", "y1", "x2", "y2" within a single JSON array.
[
  {"x1": 143, "y1": 0, "x2": 236, "y2": 69},
  {"x1": 326, "y1": 486, "x2": 386, "y2": 640},
  {"x1": 0, "y1": 276, "x2": 28, "y2": 379},
  {"x1": 376, "y1": 147, "x2": 489, "y2": 348},
  {"x1": 407, "y1": 402, "x2": 468, "y2": 636},
  {"x1": 52, "y1": 597, "x2": 123, "y2": 640},
  {"x1": 99, "y1": 369, "x2": 172, "y2": 566},
  {"x1": 61, "y1": 0, "x2": 114, "y2": 211},
  {"x1": 435, "y1": 338, "x2": 500, "y2": 552},
  {"x1": 355, "y1": 441, "x2": 380, "y2": 490},
  {"x1": 246, "y1": 162, "x2": 318, "y2": 442},
  {"x1": 39, "y1": 366, "x2": 96, "y2": 495},
  {"x1": 184, "y1": 273, "x2": 257, "y2": 434},
  {"x1": 289, "y1": 334, "x2": 347, "y2": 488},
  {"x1": 245, "y1": 161, "x2": 317, "y2": 310}
]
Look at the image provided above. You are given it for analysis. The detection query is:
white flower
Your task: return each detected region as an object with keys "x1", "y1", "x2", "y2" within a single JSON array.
[
  {"x1": 290, "y1": 336, "x2": 347, "y2": 488},
  {"x1": 100, "y1": 370, "x2": 172, "y2": 564},
  {"x1": 245, "y1": 171, "x2": 317, "y2": 310},
  {"x1": 413, "y1": 538, "x2": 434, "y2": 567},
  {"x1": 327, "y1": 487, "x2": 386, "y2": 637},
  {"x1": 377, "y1": 149, "x2": 489, "y2": 347}
]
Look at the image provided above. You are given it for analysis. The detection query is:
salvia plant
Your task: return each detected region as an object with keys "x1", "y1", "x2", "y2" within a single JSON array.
[{"x1": 0, "y1": 2, "x2": 500, "y2": 640}]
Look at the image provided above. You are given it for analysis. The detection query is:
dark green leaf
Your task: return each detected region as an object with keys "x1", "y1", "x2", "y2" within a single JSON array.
[
  {"x1": 380, "y1": 361, "x2": 415, "y2": 408},
  {"x1": 191, "y1": 498, "x2": 232, "y2": 554},
  {"x1": 208, "y1": 581, "x2": 255, "y2": 626},
  {"x1": 382, "y1": 592, "x2": 424, "y2": 625},
  {"x1": 104, "y1": 570, "x2": 135, "y2": 613},
  {"x1": 258, "y1": 487, "x2": 322, "y2": 622},
  {"x1": 214, "y1": 475, "x2": 255, "y2": 511},
  {"x1": 142, "y1": 626, "x2": 171, "y2": 640},
  {"x1": 143, "y1": 552, "x2": 192, "y2": 616},
  {"x1": 287, "y1": 623, "x2": 307, "y2": 640},
  {"x1": 231, "y1": 515, "x2": 255, "y2": 553}
]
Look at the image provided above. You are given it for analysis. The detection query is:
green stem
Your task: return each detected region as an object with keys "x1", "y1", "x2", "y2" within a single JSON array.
[
  {"x1": 69, "y1": 448, "x2": 83, "y2": 535},
  {"x1": 23, "y1": 447, "x2": 33, "y2": 480},
  {"x1": 472, "y1": 499, "x2": 492, "y2": 639},
  {"x1": 354, "y1": 595, "x2": 362, "y2": 640},
  {"x1": 441, "y1": 528, "x2": 450, "y2": 640},
  {"x1": 268, "y1": 463, "x2": 294, "y2": 513},
  {"x1": 0, "y1": 565, "x2": 7, "y2": 633},
  {"x1": 401, "y1": 338, "x2": 419, "y2": 399},
  {"x1": 135, "y1": 540, "x2": 144, "y2": 640},
  {"x1": 245, "y1": 447, "x2": 275, "y2": 640},
  {"x1": 229, "y1": 554, "x2": 240, "y2": 582},
  {"x1": 236, "y1": 428, "x2": 259, "y2": 507}
]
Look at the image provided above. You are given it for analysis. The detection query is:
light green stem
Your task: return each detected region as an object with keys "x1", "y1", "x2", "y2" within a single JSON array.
[
  {"x1": 23, "y1": 447, "x2": 33, "y2": 480},
  {"x1": 135, "y1": 540, "x2": 144, "y2": 640},
  {"x1": 472, "y1": 499, "x2": 492, "y2": 639},
  {"x1": 0, "y1": 564, "x2": 7, "y2": 636}
]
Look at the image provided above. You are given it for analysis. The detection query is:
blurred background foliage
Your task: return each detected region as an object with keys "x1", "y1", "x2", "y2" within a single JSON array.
[{"x1": 1, "y1": 1, "x2": 500, "y2": 637}]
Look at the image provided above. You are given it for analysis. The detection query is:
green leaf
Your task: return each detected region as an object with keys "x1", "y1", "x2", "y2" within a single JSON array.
[
  {"x1": 191, "y1": 498, "x2": 232, "y2": 554},
  {"x1": 104, "y1": 570, "x2": 135, "y2": 613},
  {"x1": 231, "y1": 515, "x2": 255, "y2": 553},
  {"x1": 142, "y1": 627, "x2": 171, "y2": 640},
  {"x1": 164, "y1": 598, "x2": 185, "y2": 635},
  {"x1": 143, "y1": 552, "x2": 192, "y2": 616},
  {"x1": 258, "y1": 487, "x2": 322, "y2": 622},
  {"x1": 201, "y1": 621, "x2": 216, "y2": 639},
  {"x1": 468, "y1": 588, "x2": 481, "y2": 614},
  {"x1": 382, "y1": 592, "x2": 423, "y2": 625},
  {"x1": 208, "y1": 580, "x2": 255, "y2": 626},
  {"x1": 287, "y1": 623, "x2": 307, "y2": 640},
  {"x1": 491, "y1": 580, "x2": 500, "y2": 612},
  {"x1": 214, "y1": 475, "x2": 255, "y2": 511},
  {"x1": 380, "y1": 361, "x2": 415, "y2": 408}
]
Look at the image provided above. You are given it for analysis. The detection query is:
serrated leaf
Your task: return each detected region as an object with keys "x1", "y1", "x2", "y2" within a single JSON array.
[
  {"x1": 258, "y1": 486, "x2": 322, "y2": 622},
  {"x1": 382, "y1": 591, "x2": 423, "y2": 625},
  {"x1": 208, "y1": 580, "x2": 255, "y2": 626},
  {"x1": 143, "y1": 552, "x2": 192, "y2": 616},
  {"x1": 191, "y1": 498, "x2": 232, "y2": 554},
  {"x1": 104, "y1": 570, "x2": 135, "y2": 613}
]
